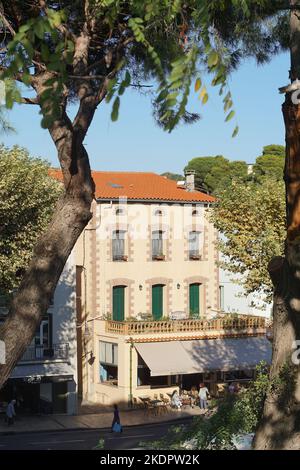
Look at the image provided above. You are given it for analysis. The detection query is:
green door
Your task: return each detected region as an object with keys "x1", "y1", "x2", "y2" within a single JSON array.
[
  {"x1": 152, "y1": 284, "x2": 163, "y2": 320},
  {"x1": 113, "y1": 286, "x2": 125, "y2": 321},
  {"x1": 189, "y1": 283, "x2": 200, "y2": 317}
]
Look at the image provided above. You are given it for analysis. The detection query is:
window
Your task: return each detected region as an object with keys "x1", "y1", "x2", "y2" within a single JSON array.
[
  {"x1": 219, "y1": 285, "x2": 225, "y2": 312},
  {"x1": 115, "y1": 207, "x2": 124, "y2": 216},
  {"x1": 35, "y1": 318, "x2": 50, "y2": 348},
  {"x1": 154, "y1": 209, "x2": 163, "y2": 217},
  {"x1": 27, "y1": 315, "x2": 53, "y2": 359},
  {"x1": 189, "y1": 231, "x2": 201, "y2": 260},
  {"x1": 100, "y1": 341, "x2": 118, "y2": 386},
  {"x1": 192, "y1": 209, "x2": 198, "y2": 217},
  {"x1": 152, "y1": 230, "x2": 164, "y2": 260},
  {"x1": 112, "y1": 230, "x2": 127, "y2": 261}
]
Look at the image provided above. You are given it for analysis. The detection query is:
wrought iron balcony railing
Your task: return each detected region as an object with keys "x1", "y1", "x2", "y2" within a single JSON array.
[{"x1": 19, "y1": 343, "x2": 69, "y2": 362}]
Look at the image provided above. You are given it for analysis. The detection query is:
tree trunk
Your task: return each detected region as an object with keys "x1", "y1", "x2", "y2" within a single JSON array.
[
  {"x1": 253, "y1": 1, "x2": 300, "y2": 449},
  {"x1": 253, "y1": 101, "x2": 300, "y2": 449},
  {"x1": 0, "y1": 126, "x2": 95, "y2": 388}
]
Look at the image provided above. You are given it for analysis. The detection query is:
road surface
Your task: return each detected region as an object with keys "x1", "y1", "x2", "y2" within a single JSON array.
[{"x1": 0, "y1": 418, "x2": 192, "y2": 450}]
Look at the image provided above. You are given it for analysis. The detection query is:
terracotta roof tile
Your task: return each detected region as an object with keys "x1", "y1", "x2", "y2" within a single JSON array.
[{"x1": 50, "y1": 170, "x2": 215, "y2": 203}]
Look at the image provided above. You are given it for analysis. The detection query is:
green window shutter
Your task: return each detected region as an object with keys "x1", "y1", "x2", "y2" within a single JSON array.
[
  {"x1": 189, "y1": 283, "x2": 200, "y2": 317},
  {"x1": 152, "y1": 284, "x2": 163, "y2": 320},
  {"x1": 113, "y1": 286, "x2": 125, "y2": 321}
]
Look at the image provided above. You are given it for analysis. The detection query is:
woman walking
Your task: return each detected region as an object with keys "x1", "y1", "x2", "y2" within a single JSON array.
[{"x1": 111, "y1": 404, "x2": 122, "y2": 433}]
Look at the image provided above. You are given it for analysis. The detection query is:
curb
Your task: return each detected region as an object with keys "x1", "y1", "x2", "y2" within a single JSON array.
[{"x1": 0, "y1": 415, "x2": 194, "y2": 437}]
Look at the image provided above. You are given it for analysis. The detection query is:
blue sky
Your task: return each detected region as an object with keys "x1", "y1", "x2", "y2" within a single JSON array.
[{"x1": 1, "y1": 52, "x2": 289, "y2": 175}]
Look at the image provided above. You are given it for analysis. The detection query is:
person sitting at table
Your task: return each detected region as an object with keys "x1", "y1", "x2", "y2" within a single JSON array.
[{"x1": 171, "y1": 390, "x2": 182, "y2": 409}]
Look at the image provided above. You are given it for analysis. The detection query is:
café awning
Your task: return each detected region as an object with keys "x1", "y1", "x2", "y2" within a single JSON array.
[
  {"x1": 135, "y1": 337, "x2": 271, "y2": 377},
  {"x1": 135, "y1": 341, "x2": 199, "y2": 377},
  {"x1": 10, "y1": 363, "x2": 74, "y2": 381}
]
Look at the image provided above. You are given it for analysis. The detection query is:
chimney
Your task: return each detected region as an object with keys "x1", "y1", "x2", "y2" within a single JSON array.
[{"x1": 184, "y1": 170, "x2": 195, "y2": 191}]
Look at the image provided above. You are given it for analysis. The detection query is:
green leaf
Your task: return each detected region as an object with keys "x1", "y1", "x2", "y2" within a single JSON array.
[
  {"x1": 22, "y1": 72, "x2": 32, "y2": 86},
  {"x1": 207, "y1": 50, "x2": 219, "y2": 68},
  {"x1": 19, "y1": 24, "x2": 31, "y2": 34},
  {"x1": 123, "y1": 71, "x2": 130, "y2": 87},
  {"x1": 224, "y1": 99, "x2": 233, "y2": 112},
  {"x1": 118, "y1": 82, "x2": 126, "y2": 96},
  {"x1": 34, "y1": 20, "x2": 45, "y2": 40},
  {"x1": 41, "y1": 44, "x2": 50, "y2": 62},
  {"x1": 156, "y1": 89, "x2": 168, "y2": 103},
  {"x1": 225, "y1": 110, "x2": 235, "y2": 122},
  {"x1": 111, "y1": 96, "x2": 120, "y2": 122},
  {"x1": 232, "y1": 126, "x2": 239, "y2": 138}
]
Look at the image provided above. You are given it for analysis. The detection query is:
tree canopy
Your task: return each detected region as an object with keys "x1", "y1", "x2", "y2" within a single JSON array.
[
  {"x1": 210, "y1": 175, "x2": 286, "y2": 302},
  {"x1": 184, "y1": 155, "x2": 248, "y2": 194},
  {"x1": 161, "y1": 172, "x2": 184, "y2": 181},
  {"x1": 252, "y1": 145, "x2": 285, "y2": 182},
  {"x1": 0, "y1": 145, "x2": 61, "y2": 293},
  {"x1": 0, "y1": 1, "x2": 289, "y2": 134},
  {"x1": 184, "y1": 144, "x2": 285, "y2": 194}
]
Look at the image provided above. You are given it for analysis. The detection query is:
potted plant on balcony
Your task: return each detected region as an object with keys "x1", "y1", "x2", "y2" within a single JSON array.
[
  {"x1": 189, "y1": 252, "x2": 201, "y2": 260},
  {"x1": 153, "y1": 253, "x2": 165, "y2": 261},
  {"x1": 113, "y1": 254, "x2": 128, "y2": 261}
]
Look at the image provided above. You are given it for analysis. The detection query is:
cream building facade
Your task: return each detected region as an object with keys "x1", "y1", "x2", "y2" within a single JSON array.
[{"x1": 72, "y1": 171, "x2": 270, "y2": 408}]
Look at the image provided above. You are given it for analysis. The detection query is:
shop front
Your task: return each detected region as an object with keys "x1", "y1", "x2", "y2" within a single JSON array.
[
  {"x1": 0, "y1": 362, "x2": 77, "y2": 415},
  {"x1": 134, "y1": 336, "x2": 271, "y2": 397}
]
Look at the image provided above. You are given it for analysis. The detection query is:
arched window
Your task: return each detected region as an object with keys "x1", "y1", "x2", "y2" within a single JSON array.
[
  {"x1": 154, "y1": 209, "x2": 163, "y2": 217},
  {"x1": 115, "y1": 207, "x2": 124, "y2": 216},
  {"x1": 192, "y1": 209, "x2": 198, "y2": 217}
]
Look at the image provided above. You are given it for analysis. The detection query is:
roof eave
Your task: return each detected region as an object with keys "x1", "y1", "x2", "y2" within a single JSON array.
[{"x1": 96, "y1": 197, "x2": 215, "y2": 204}]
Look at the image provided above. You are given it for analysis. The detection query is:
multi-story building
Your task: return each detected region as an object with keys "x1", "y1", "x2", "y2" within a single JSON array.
[
  {"x1": 219, "y1": 268, "x2": 272, "y2": 317},
  {"x1": 0, "y1": 254, "x2": 78, "y2": 415},
  {"x1": 70, "y1": 171, "x2": 271, "y2": 407}
]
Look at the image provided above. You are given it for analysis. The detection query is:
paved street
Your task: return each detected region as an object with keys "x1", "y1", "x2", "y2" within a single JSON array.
[{"x1": 0, "y1": 418, "x2": 192, "y2": 450}]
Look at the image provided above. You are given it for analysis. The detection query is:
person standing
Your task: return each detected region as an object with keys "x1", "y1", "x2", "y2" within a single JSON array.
[
  {"x1": 111, "y1": 404, "x2": 122, "y2": 432},
  {"x1": 199, "y1": 383, "x2": 210, "y2": 410},
  {"x1": 6, "y1": 399, "x2": 16, "y2": 425}
]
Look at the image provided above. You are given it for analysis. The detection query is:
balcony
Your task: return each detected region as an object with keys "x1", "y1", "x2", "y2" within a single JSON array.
[
  {"x1": 19, "y1": 343, "x2": 69, "y2": 362},
  {"x1": 189, "y1": 251, "x2": 201, "y2": 260},
  {"x1": 113, "y1": 254, "x2": 128, "y2": 262},
  {"x1": 105, "y1": 315, "x2": 267, "y2": 338},
  {"x1": 152, "y1": 254, "x2": 165, "y2": 261}
]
